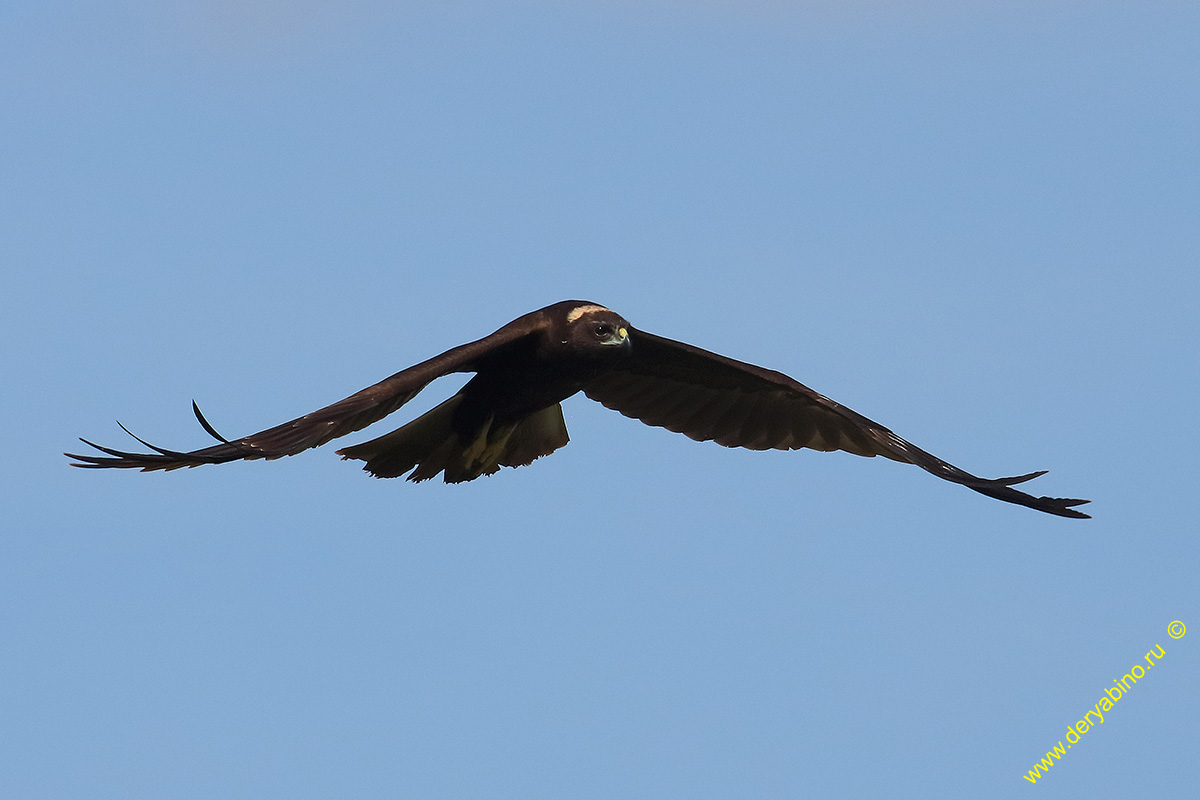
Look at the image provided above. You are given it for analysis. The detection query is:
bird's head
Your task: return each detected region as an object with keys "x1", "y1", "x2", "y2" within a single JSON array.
[{"x1": 551, "y1": 302, "x2": 631, "y2": 357}]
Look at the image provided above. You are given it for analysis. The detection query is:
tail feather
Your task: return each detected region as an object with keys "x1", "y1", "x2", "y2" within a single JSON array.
[
  {"x1": 501, "y1": 403, "x2": 569, "y2": 468},
  {"x1": 337, "y1": 395, "x2": 462, "y2": 479},
  {"x1": 337, "y1": 395, "x2": 570, "y2": 482}
]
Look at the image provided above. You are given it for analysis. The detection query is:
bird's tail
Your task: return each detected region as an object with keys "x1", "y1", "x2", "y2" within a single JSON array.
[{"x1": 337, "y1": 395, "x2": 570, "y2": 482}]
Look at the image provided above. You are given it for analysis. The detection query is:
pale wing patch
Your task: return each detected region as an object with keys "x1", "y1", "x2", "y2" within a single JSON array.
[{"x1": 566, "y1": 304, "x2": 611, "y2": 323}]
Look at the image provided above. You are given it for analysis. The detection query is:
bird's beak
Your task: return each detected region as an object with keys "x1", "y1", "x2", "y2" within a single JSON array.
[{"x1": 602, "y1": 327, "x2": 630, "y2": 347}]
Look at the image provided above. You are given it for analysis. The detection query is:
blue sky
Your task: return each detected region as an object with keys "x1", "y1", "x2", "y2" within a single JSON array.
[{"x1": 3, "y1": 1, "x2": 1197, "y2": 797}]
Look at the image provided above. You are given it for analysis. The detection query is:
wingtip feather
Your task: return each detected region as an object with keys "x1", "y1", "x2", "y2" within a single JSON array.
[{"x1": 192, "y1": 400, "x2": 231, "y2": 443}]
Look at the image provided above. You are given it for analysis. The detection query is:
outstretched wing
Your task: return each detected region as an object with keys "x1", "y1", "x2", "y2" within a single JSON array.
[
  {"x1": 584, "y1": 327, "x2": 1090, "y2": 518},
  {"x1": 67, "y1": 314, "x2": 544, "y2": 472}
]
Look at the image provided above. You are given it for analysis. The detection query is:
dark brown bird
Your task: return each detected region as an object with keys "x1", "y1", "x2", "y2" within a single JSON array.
[{"x1": 67, "y1": 300, "x2": 1090, "y2": 518}]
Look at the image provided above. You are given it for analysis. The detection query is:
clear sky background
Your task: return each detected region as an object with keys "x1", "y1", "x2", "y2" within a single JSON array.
[{"x1": 3, "y1": 1, "x2": 1197, "y2": 797}]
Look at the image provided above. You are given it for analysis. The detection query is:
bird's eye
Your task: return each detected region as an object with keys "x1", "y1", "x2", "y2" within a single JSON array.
[{"x1": 593, "y1": 323, "x2": 612, "y2": 338}]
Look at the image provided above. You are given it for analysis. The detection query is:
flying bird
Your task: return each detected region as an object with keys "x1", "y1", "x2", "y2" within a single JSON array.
[{"x1": 67, "y1": 301, "x2": 1090, "y2": 518}]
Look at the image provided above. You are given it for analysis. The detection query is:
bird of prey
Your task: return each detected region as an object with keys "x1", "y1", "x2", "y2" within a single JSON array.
[{"x1": 67, "y1": 300, "x2": 1090, "y2": 518}]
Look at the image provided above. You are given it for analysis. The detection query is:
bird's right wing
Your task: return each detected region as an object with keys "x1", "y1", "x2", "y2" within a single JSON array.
[
  {"x1": 66, "y1": 314, "x2": 544, "y2": 471},
  {"x1": 584, "y1": 326, "x2": 1090, "y2": 518}
]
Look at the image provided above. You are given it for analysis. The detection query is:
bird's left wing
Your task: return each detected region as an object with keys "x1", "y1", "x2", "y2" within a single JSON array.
[
  {"x1": 67, "y1": 315, "x2": 543, "y2": 471},
  {"x1": 583, "y1": 326, "x2": 1090, "y2": 518}
]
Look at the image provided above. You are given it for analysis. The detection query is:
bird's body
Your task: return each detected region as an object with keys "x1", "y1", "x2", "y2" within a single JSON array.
[{"x1": 68, "y1": 300, "x2": 1090, "y2": 518}]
